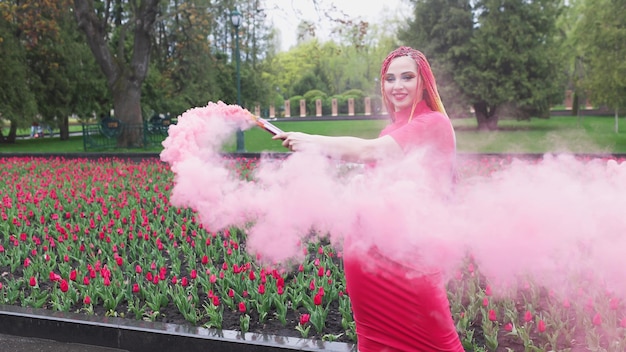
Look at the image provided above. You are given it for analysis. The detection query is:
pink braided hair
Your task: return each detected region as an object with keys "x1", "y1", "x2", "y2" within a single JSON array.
[{"x1": 380, "y1": 47, "x2": 447, "y2": 122}]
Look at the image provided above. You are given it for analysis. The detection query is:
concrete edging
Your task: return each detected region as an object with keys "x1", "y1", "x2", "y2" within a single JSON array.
[{"x1": 0, "y1": 305, "x2": 355, "y2": 352}]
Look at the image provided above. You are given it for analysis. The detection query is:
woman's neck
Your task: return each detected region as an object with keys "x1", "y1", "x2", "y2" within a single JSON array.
[{"x1": 393, "y1": 99, "x2": 428, "y2": 122}]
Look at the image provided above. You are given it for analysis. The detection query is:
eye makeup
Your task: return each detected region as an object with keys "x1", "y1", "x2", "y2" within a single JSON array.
[{"x1": 384, "y1": 72, "x2": 417, "y2": 83}]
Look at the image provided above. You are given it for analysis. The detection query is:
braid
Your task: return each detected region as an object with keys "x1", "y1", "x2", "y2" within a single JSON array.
[{"x1": 380, "y1": 47, "x2": 447, "y2": 121}]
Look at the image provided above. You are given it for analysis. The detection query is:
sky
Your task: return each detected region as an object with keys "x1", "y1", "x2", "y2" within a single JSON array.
[{"x1": 264, "y1": 0, "x2": 410, "y2": 51}]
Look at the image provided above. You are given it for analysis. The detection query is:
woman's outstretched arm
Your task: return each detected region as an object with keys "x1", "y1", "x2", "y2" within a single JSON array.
[{"x1": 273, "y1": 132, "x2": 403, "y2": 163}]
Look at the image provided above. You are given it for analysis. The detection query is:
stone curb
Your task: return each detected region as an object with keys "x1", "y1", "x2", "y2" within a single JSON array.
[{"x1": 0, "y1": 305, "x2": 355, "y2": 352}]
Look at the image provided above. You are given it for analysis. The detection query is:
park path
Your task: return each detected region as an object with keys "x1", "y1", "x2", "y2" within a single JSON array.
[{"x1": 0, "y1": 334, "x2": 128, "y2": 352}]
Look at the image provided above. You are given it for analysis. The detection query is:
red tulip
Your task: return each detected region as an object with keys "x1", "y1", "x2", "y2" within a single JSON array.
[
  {"x1": 238, "y1": 302, "x2": 246, "y2": 313},
  {"x1": 212, "y1": 295, "x2": 220, "y2": 306},
  {"x1": 60, "y1": 279, "x2": 69, "y2": 293},
  {"x1": 83, "y1": 295, "x2": 91, "y2": 305},
  {"x1": 228, "y1": 288, "x2": 235, "y2": 298},
  {"x1": 592, "y1": 313, "x2": 602, "y2": 326},
  {"x1": 69, "y1": 270, "x2": 77, "y2": 281},
  {"x1": 300, "y1": 314, "x2": 310, "y2": 325},
  {"x1": 181, "y1": 277, "x2": 188, "y2": 286},
  {"x1": 49, "y1": 271, "x2": 61, "y2": 282},
  {"x1": 115, "y1": 257, "x2": 123, "y2": 266},
  {"x1": 314, "y1": 293, "x2": 323, "y2": 306},
  {"x1": 537, "y1": 319, "x2": 546, "y2": 333},
  {"x1": 132, "y1": 283, "x2": 140, "y2": 293},
  {"x1": 135, "y1": 265, "x2": 142, "y2": 274},
  {"x1": 258, "y1": 284, "x2": 265, "y2": 295},
  {"x1": 504, "y1": 323, "x2": 513, "y2": 332},
  {"x1": 524, "y1": 310, "x2": 532, "y2": 323},
  {"x1": 488, "y1": 309, "x2": 497, "y2": 321},
  {"x1": 190, "y1": 269, "x2": 197, "y2": 279},
  {"x1": 29, "y1": 276, "x2": 37, "y2": 287},
  {"x1": 482, "y1": 297, "x2": 489, "y2": 307}
]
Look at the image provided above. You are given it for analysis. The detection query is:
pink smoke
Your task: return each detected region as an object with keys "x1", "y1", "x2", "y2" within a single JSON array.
[{"x1": 161, "y1": 102, "x2": 626, "y2": 301}]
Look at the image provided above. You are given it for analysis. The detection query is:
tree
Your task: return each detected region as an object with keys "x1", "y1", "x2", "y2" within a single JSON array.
[
  {"x1": 0, "y1": 0, "x2": 100, "y2": 143},
  {"x1": 0, "y1": 10, "x2": 37, "y2": 143},
  {"x1": 28, "y1": 5, "x2": 108, "y2": 140},
  {"x1": 401, "y1": 0, "x2": 565, "y2": 129},
  {"x1": 556, "y1": 0, "x2": 586, "y2": 118},
  {"x1": 73, "y1": 0, "x2": 159, "y2": 147},
  {"x1": 573, "y1": 0, "x2": 626, "y2": 132},
  {"x1": 399, "y1": 0, "x2": 474, "y2": 118}
]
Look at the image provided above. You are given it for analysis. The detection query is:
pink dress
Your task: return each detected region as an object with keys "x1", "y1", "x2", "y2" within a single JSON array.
[{"x1": 344, "y1": 100, "x2": 463, "y2": 352}]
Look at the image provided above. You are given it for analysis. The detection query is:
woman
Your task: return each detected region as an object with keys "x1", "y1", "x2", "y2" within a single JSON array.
[{"x1": 273, "y1": 47, "x2": 463, "y2": 351}]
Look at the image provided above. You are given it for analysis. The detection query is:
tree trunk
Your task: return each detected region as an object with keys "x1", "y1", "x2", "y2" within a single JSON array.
[
  {"x1": 112, "y1": 77, "x2": 144, "y2": 147},
  {"x1": 474, "y1": 102, "x2": 499, "y2": 130},
  {"x1": 59, "y1": 116, "x2": 70, "y2": 140},
  {"x1": 4, "y1": 120, "x2": 18, "y2": 143},
  {"x1": 73, "y1": 0, "x2": 158, "y2": 148}
]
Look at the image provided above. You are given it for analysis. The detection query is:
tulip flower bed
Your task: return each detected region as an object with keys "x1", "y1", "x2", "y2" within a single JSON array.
[{"x1": 1, "y1": 155, "x2": 626, "y2": 352}]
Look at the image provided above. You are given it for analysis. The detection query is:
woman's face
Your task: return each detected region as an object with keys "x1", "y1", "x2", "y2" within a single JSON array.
[{"x1": 383, "y1": 56, "x2": 423, "y2": 111}]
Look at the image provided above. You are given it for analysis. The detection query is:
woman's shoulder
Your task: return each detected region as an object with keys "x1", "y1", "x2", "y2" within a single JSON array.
[{"x1": 412, "y1": 109, "x2": 451, "y2": 127}]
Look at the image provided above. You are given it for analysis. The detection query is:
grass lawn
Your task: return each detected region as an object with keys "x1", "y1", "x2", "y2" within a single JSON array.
[{"x1": 1, "y1": 116, "x2": 625, "y2": 154}]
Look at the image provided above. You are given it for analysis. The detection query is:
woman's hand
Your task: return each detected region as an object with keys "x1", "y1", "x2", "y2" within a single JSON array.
[{"x1": 272, "y1": 132, "x2": 317, "y2": 152}]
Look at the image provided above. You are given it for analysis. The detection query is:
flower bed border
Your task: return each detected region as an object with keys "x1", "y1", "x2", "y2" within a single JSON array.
[{"x1": 0, "y1": 304, "x2": 354, "y2": 352}]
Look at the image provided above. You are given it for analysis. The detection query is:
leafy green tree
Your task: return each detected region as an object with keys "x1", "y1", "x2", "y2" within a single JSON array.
[
  {"x1": 0, "y1": 0, "x2": 103, "y2": 142},
  {"x1": 399, "y1": 0, "x2": 473, "y2": 118},
  {"x1": 28, "y1": 6, "x2": 108, "y2": 140},
  {"x1": 556, "y1": 0, "x2": 587, "y2": 117},
  {"x1": 293, "y1": 72, "x2": 329, "y2": 96},
  {"x1": 144, "y1": 0, "x2": 275, "y2": 116},
  {"x1": 401, "y1": 0, "x2": 565, "y2": 129},
  {"x1": 573, "y1": 0, "x2": 626, "y2": 132},
  {"x1": 0, "y1": 13, "x2": 37, "y2": 143},
  {"x1": 147, "y1": 1, "x2": 233, "y2": 117}
]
